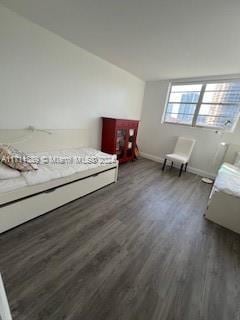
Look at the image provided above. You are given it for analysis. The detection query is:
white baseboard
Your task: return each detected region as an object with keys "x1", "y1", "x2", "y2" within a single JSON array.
[
  {"x1": 140, "y1": 152, "x2": 162, "y2": 163},
  {"x1": 140, "y1": 152, "x2": 216, "y2": 179}
]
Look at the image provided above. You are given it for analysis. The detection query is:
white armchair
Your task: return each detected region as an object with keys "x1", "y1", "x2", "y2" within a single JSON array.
[{"x1": 162, "y1": 137, "x2": 196, "y2": 177}]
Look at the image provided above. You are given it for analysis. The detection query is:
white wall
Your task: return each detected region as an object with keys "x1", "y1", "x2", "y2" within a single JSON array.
[
  {"x1": 139, "y1": 79, "x2": 240, "y2": 177},
  {"x1": 0, "y1": 5, "x2": 145, "y2": 148}
]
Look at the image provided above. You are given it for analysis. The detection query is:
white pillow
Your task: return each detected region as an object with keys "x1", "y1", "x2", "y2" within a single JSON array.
[
  {"x1": 234, "y1": 152, "x2": 240, "y2": 168},
  {"x1": 0, "y1": 163, "x2": 21, "y2": 179}
]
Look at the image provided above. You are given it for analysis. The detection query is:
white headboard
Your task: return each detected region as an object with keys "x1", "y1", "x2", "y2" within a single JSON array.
[
  {"x1": 224, "y1": 144, "x2": 240, "y2": 164},
  {"x1": 0, "y1": 129, "x2": 90, "y2": 152}
]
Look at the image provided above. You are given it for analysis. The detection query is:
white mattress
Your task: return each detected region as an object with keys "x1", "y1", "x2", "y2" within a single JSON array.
[
  {"x1": 0, "y1": 177, "x2": 27, "y2": 193},
  {"x1": 0, "y1": 148, "x2": 117, "y2": 199},
  {"x1": 214, "y1": 162, "x2": 240, "y2": 198}
]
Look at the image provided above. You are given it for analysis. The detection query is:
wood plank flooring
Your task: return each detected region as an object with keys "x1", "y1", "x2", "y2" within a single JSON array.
[{"x1": 0, "y1": 158, "x2": 240, "y2": 320}]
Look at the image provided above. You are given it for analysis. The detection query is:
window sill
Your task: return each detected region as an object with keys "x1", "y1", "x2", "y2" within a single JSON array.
[{"x1": 162, "y1": 121, "x2": 234, "y2": 133}]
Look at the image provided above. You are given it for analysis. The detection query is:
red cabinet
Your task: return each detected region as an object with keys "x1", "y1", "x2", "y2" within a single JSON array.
[{"x1": 101, "y1": 117, "x2": 139, "y2": 164}]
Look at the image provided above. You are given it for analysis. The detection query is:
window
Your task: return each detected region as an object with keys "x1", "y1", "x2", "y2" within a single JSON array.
[{"x1": 164, "y1": 80, "x2": 240, "y2": 130}]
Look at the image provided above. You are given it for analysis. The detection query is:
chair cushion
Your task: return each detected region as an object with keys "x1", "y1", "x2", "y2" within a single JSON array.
[{"x1": 166, "y1": 153, "x2": 188, "y2": 164}]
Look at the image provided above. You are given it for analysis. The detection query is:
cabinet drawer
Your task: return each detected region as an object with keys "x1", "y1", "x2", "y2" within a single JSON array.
[{"x1": 0, "y1": 168, "x2": 116, "y2": 233}]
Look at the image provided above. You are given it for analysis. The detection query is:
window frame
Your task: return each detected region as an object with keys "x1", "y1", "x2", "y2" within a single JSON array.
[{"x1": 163, "y1": 79, "x2": 240, "y2": 131}]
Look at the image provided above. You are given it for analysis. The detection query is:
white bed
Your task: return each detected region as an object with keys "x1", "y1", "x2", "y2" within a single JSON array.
[
  {"x1": 0, "y1": 147, "x2": 118, "y2": 233},
  {"x1": 205, "y1": 144, "x2": 240, "y2": 234},
  {"x1": 0, "y1": 273, "x2": 12, "y2": 320}
]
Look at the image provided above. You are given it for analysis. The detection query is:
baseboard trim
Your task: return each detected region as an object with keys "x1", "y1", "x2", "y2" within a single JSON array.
[
  {"x1": 140, "y1": 152, "x2": 162, "y2": 163},
  {"x1": 140, "y1": 152, "x2": 216, "y2": 179}
]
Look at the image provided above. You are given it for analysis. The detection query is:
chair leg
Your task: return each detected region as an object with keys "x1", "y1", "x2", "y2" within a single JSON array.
[
  {"x1": 179, "y1": 163, "x2": 184, "y2": 177},
  {"x1": 184, "y1": 162, "x2": 188, "y2": 172},
  {"x1": 170, "y1": 161, "x2": 174, "y2": 169},
  {"x1": 162, "y1": 159, "x2": 167, "y2": 171}
]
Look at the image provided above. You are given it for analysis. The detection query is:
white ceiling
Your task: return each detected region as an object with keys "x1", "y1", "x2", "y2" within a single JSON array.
[{"x1": 1, "y1": 0, "x2": 240, "y2": 80}]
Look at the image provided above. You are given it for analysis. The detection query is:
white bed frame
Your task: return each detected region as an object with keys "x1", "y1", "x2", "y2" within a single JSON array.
[
  {"x1": 0, "y1": 274, "x2": 12, "y2": 320},
  {"x1": 0, "y1": 165, "x2": 118, "y2": 234},
  {"x1": 205, "y1": 191, "x2": 240, "y2": 234},
  {"x1": 0, "y1": 129, "x2": 118, "y2": 233},
  {"x1": 205, "y1": 143, "x2": 240, "y2": 234}
]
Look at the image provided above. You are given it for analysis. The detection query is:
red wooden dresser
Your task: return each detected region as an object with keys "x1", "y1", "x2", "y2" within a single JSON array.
[{"x1": 101, "y1": 117, "x2": 139, "y2": 164}]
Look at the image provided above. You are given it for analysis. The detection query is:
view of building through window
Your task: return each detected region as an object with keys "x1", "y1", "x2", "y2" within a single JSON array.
[{"x1": 165, "y1": 81, "x2": 240, "y2": 129}]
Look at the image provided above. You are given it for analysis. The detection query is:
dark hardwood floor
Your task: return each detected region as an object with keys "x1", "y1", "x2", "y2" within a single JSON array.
[{"x1": 0, "y1": 158, "x2": 240, "y2": 320}]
